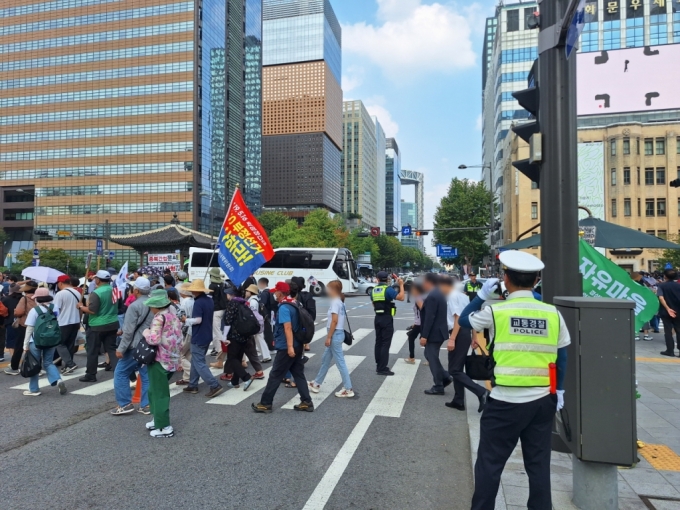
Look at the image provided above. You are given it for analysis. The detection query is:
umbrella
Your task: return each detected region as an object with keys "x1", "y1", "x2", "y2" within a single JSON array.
[
  {"x1": 501, "y1": 216, "x2": 680, "y2": 251},
  {"x1": 21, "y1": 266, "x2": 65, "y2": 283}
]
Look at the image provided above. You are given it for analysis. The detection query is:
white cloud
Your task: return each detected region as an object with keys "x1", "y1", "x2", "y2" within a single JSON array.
[
  {"x1": 365, "y1": 103, "x2": 399, "y2": 138},
  {"x1": 342, "y1": 1, "x2": 477, "y2": 79},
  {"x1": 475, "y1": 114, "x2": 482, "y2": 131},
  {"x1": 342, "y1": 66, "x2": 364, "y2": 95}
]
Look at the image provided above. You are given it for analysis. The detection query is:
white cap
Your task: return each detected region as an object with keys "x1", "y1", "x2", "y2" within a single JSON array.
[
  {"x1": 133, "y1": 277, "x2": 150, "y2": 291},
  {"x1": 95, "y1": 270, "x2": 111, "y2": 280},
  {"x1": 499, "y1": 250, "x2": 544, "y2": 273}
]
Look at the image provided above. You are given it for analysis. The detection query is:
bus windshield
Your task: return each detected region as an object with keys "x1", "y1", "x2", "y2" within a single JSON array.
[{"x1": 262, "y1": 250, "x2": 336, "y2": 270}]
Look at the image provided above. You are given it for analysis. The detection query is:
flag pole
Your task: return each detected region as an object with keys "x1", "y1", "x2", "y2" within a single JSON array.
[{"x1": 202, "y1": 187, "x2": 238, "y2": 283}]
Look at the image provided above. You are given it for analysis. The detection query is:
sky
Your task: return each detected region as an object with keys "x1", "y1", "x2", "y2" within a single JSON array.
[{"x1": 332, "y1": 0, "x2": 497, "y2": 254}]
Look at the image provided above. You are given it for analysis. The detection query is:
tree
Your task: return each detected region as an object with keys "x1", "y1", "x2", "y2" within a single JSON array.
[
  {"x1": 374, "y1": 235, "x2": 403, "y2": 270},
  {"x1": 656, "y1": 235, "x2": 680, "y2": 269},
  {"x1": 434, "y1": 178, "x2": 493, "y2": 268},
  {"x1": 257, "y1": 212, "x2": 291, "y2": 237},
  {"x1": 14, "y1": 248, "x2": 86, "y2": 276},
  {"x1": 269, "y1": 209, "x2": 349, "y2": 249}
]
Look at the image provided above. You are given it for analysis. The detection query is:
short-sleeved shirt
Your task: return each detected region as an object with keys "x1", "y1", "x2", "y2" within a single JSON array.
[
  {"x1": 26, "y1": 304, "x2": 59, "y2": 344},
  {"x1": 468, "y1": 290, "x2": 571, "y2": 404},
  {"x1": 327, "y1": 297, "x2": 346, "y2": 332},
  {"x1": 657, "y1": 280, "x2": 680, "y2": 318},
  {"x1": 385, "y1": 286, "x2": 398, "y2": 301},
  {"x1": 54, "y1": 288, "x2": 81, "y2": 326},
  {"x1": 446, "y1": 290, "x2": 470, "y2": 331},
  {"x1": 191, "y1": 293, "x2": 214, "y2": 346},
  {"x1": 274, "y1": 302, "x2": 299, "y2": 351}
]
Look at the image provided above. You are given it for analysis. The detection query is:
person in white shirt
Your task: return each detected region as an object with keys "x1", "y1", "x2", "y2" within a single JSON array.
[
  {"x1": 23, "y1": 287, "x2": 67, "y2": 397},
  {"x1": 53, "y1": 275, "x2": 81, "y2": 374},
  {"x1": 245, "y1": 284, "x2": 271, "y2": 363},
  {"x1": 439, "y1": 276, "x2": 488, "y2": 412},
  {"x1": 176, "y1": 283, "x2": 195, "y2": 386}
]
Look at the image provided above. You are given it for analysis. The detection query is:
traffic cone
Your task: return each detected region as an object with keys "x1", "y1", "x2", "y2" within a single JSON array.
[{"x1": 132, "y1": 374, "x2": 142, "y2": 405}]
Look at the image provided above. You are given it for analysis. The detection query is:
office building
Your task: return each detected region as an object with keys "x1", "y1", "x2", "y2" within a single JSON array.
[
  {"x1": 341, "y1": 100, "x2": 379, "y2": 228},
  {"x1": 373, "y1": 117, "x2": 386, "y2": 231},
  {"x1": 400, "y1": 169, "x2": 424, "y2": 251},
  {"x1": 0, "y1": 0, "x2": 262, "y2": 260},
  {"x1": 385, "y1": 137, "x2": 402, "y2": 233},
  {"x1": 400, "y1": 200, "x2": 420, "y2": 250},
  {"x1": 261, "y1": 0, "x2": 343, "y2": 214}
]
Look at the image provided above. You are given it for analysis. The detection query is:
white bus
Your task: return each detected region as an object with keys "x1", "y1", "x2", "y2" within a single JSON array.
[
  {"x1": 187, "y1": 247, "x2": 359, "y2": 295},
  {"x1": 187, "y1": 247, "x2": 226, "y2": 285}
]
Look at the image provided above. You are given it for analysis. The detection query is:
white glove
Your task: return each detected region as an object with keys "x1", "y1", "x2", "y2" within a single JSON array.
[
  {"x1": 556, "y1": 389, "x2": 565, "y2": 411},
  {"x1": 477, "y1": 278, "x2": 500, "y2": 301}
]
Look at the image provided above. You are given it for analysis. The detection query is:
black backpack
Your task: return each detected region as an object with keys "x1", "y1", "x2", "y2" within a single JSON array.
[
  {"x1": 281, "y1": 301, "x2": 315, "y2": 344},
  {"x1": 212, "y1": 283, "x2": 227, "y2": 309},
  {"x1": 233, "y1": 302, "x2": 260, "y2": 339}
]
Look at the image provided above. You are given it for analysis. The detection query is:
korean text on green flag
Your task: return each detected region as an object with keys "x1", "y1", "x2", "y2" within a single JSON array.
[{"x1": 579, "y1": 240, "x2": 657, "y2": 331}]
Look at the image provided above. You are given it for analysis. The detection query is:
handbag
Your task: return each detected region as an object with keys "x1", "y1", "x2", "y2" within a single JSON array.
[
  {"x1": 465, "y1": 345, "x2": 493, "y2": 381},
  {"x1": 342, "y1": 304, "x2": 354, "y2": 346},
  {"x1": 132, "y1": 312, "x2": 160, "y2": 366},
  {"x1": 12, "y1": 296, "x2": 26, "y2": 329},
  {"x1": 20, "y1": 350, "x2": 41, "y2": 378}
]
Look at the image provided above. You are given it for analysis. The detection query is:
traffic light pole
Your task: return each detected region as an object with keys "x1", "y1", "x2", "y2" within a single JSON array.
[{"x1": 538, "y1": 0, "x2": 581, "y2": 303}]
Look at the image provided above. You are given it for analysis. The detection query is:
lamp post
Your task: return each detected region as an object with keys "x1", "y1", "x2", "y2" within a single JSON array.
[{"x1": 458, "y1": 163, "x2": 495, "y2": 268}]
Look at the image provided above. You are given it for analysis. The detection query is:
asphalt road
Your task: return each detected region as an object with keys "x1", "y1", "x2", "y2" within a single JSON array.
[{"x1": 0, "y1": 297, "x2": 474, "y2": 510}]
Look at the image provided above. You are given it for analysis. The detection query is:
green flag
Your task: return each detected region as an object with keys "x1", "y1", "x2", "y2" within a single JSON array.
[{"x1": 579, "y1": 240, "x2": 657, "y2": 331}]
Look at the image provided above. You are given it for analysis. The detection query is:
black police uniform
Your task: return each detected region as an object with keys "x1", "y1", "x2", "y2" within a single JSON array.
[{"x1": 371, "y1": 282, "x2": 396, "y2": 373}]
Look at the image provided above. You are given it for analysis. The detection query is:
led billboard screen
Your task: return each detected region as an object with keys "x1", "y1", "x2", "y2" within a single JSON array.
[{"x1": 577, "y1": 45, "x2": 680, "y2": 116}]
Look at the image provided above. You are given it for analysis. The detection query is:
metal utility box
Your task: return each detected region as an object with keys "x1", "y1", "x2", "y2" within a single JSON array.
[{"x1": 553, "y1": 297, "x2": 637, "y2": 466}]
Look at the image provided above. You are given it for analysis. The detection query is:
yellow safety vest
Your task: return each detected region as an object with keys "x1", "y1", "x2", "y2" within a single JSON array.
[
  {"x1": 489, "y1": 297, "x2": 559, "y2": 387},
  {"x1": 371, "y1": 284, "x2": 395, "y2": 316}
]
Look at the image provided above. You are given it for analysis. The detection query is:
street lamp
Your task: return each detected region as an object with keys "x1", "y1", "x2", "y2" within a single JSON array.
[{"x1": 458, "y1": 163, "x2": 495, "y2": 269}]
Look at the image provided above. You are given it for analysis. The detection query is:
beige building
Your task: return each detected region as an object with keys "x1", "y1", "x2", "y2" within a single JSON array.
[{"x1": 500, "y1": 122, "x2": 680, "y2": 271}]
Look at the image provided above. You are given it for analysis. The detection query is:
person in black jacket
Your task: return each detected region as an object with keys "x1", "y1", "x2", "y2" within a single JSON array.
[
  {"x1": 1, "y1": 283, "x2": 22, "y2": 362},
  {"x1": 292, "y1": 276, "x2": 316, "y2": 352},
  {"x1": 258, "y1": 278, "x2": 276, "y2": 350},
  {"x1": 419, "y1": 273, "x2": 453, "y2": 395}
]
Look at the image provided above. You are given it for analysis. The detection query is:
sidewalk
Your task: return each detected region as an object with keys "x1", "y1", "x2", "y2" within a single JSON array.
[{"x1": 466, "y1": 330, "x2": 680, "y2": 510}]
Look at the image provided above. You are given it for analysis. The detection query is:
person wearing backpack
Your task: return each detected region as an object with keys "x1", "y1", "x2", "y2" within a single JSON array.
[
  {"x1": 245, "y1": 284, "x2": 271, "y2": 362},
  {"x1": 257, "y1": 278, "x2": 276, "y2": 350},
  {"x1": 5, "y1": 281, "x2": 38, "y2": 375},
  {"x1": 292, "y1": 276, "x2": 316, "y2": 353},
  {"x1": 22, "y1": 288, "x2": 67, "y2": 397},
  {"x1": 252, "y1": 281, "x2": 314, "y2": 413},
  {"x1": 54, "y1": 275, "x2": 81, "y2": 374},
  {"x1": 220, "y1": 288, "x2": 256, "y2": 390}
]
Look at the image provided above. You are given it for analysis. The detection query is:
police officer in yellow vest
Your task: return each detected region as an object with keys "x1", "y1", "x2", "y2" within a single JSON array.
[
  {"x1": 371, "y1": 271, "x2": 405, "y2": 375},
  {"x1": 77, "y1": 269, "x2": 121, "y2": 382},
  {"x1": 459, "y1": 251, "x2": 570, "y2": 510},
  {"x1": 464, "y1": 272, "x2": 483, "y2": 301}
]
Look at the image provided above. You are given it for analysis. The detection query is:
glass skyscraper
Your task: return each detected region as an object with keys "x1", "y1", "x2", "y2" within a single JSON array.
[
  {"x1": 385, "y1": 138, "x2": 402, "y2": 233},
  {"x1": 261, "y1": 0, "x2": 343, "y2": 214},
  {"x1": 0, "y1": 0, "x2": 262, "y2": 257}
]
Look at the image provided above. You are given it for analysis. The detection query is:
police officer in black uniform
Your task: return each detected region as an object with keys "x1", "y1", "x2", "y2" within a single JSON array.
[{"x1": 371, "y1": 271, "x2": 405, "y2": 376}]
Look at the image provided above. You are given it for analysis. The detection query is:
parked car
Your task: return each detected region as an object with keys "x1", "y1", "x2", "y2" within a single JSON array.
[{"x1": 357, "y1": 277, "x2": 375, "y2": 296}]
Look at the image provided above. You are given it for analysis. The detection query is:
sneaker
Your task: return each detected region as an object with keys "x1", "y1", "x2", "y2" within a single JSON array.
[
  {"x1": 57, "y1": 380, "x2": 67, "y2": 395},
  {"x1": 23, "y1": 390, "x2": 41, "y2": 396},
  {"x1": 64, "y1": 365, "x2": 78, "y2": 374},
  {"x1": 243, "y1": 379, "x2": 254, "y2": 391},
  {"x1": 209, "y1": 349, "x2": 219, "y2": 357},
  {"x1": 182, "y1": 386, "x2": 199, "y2": 394},
  {"x1": 377, "y1": 370, "x2": 395, "y2": 376},
  {"x1": 78, "y1": 375, "x2": 97, "y2": 383},
  {"x1": 138, "y1": 405, "x2": 151, "y2": 415},
  {"x1": 251, "y1": 402, "x2": 272, "y2": 413},
  {"x1": 226, "y1": 382, "x2": 240, "y2": 389},
  {"x1": 0, "y1": 357, "x2": 5, "y2": 362},
  {"x1": 145, "y1": 420, "x2": 156, "y2": 430},
  {"x1": 660, "y1": 350, "x2": 675, "y2": 357},
  {"x1": 643, "y1": 335, "x2": 653, "y2": 341},
  {"x1": 261, "y1": 358, "x2": 272, "y2": 363},
  {"x1": 219, "y1": 373, "x2": 232, "y2": 381},
  {"x1": 110, "y1": 403, "x2": 135, "y2": 415},
  {"x1": 293, "y1": 400, "x2": 314, "y2": 412},
  {"x1": 104, "y1": 363, "x2": 112, "y2": 371},
  {"x1": 4, "y1": 368, "x2": 20, "y2": 375},
  {"x1": 205, "y1": 385, "x2": 224, "y2": 398},
  {"x1": 252, "y1": 371, "x2": 265, "y2": 380},
  {"x1": 404, "y1": 358, "x2": 416, "y2": 364},
  {"x1": 39, "y1": 370, "x2": 46, "y2": 377},
  {"x1": 129, "y1": 381, "x2": 137, "y2": 389},
  {"x1": 97, "y1": 361, "x2": 108, "y2": 368},
  {"x1": 635, "y1": 335, "x2": 640, "y2": 341},
  {"x1": 335, "y1": 388, "x2": 355, "y2": 398},
  {"x1": 308, "y1": 381, "x2": 321, "y2": 393},
  {"x1": 150, "y1": 426, "x2": 174, "y2": 438}
]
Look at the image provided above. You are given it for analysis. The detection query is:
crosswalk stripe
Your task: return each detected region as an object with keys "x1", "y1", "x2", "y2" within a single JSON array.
[
  {"x1": 389, "y1": 330, "x2": 409, "y2": 354},
  {"x1": 281, "y1": 355, "x2": 365, "y2": 410},
  {"x1": 207, "y1": 353, "x2": 316, "y2": 406},
  {"x1": 365, "y1": 359, "x2": 420, "y2": 417},
  {"x1": 342, "y1": 328, "x2": 372, "y2": 351},
  {"x1": 72, "y1": 378, "x2": 115, "y2": 396},
  {"x1": 11, "y1": 367, "x2": 94, "y2": 391},
  {"x1": 169, "y1": 368, "x2": 222, "y2": 397},
  {"x1": 310, "y1": 328, "x2": 329, "y2": 344}
]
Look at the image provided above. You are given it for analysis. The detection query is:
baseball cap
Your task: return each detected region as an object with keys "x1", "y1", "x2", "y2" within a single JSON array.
[
  {"x1": 133, "y1": 277, "x2": 150, "y2": 291},
  {"x1": 95, "y1": 270, "x2": 111, "y2": 280},
  {"x1": 57, "y1": 275, "x2": 70, "y2": 283},
  {"x1": 270, "y1": 281, "x2": 290, "y2": 294},
  {"x1": 376, "y1": 271, "x2": 389, "y2": 280}
]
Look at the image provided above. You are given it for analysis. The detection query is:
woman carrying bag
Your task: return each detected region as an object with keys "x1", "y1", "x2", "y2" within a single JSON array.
[
  {"x1": 141, "y1": 290, "x2": 183, "y2": 438},
  {"x1": 308, "y1": 280, "x2": 354, "y2": 398}
]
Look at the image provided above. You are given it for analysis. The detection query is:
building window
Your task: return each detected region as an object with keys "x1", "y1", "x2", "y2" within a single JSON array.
[
  {"x1": 677, "y1": 137, "x2": 680, "y2": 154},
  {"x1": 611, "y1": 168, "x2": 617, "y2": 185},
  {"x1": 658, "y1": 199, "x2": 667, "y2": 217},
  {"x1": 656, "y1": 138, "x2": 666, "y2": 155},
  {"x1": 638, "y1": 198, "x2": 641, "y2": 216},
  {"x1": 624, "y1": 198, "x2": 631, "y2": 216},
  {"x1": 611, "y1": 199, "x2": 617, "y2": 217},
  {"x1": 637, "y1": 138, "x2": 641, "y2": 155},
  {"x1": 531, "y1": 181, "x2": 538, "y2": 189},
  {"x1": 637, "y1": 167, "x2": 641, "y2": 185},
  {"x1": 623, "y1": 138, "x2": 630, "y2": 155},
  {"x1": 603, "y1": 20, "x2": 621, "y2": 50},
  {"x1": 645, "y1": 168, "x2": 655, "y2": 185},
  {"x1": 658, "y1": 230, "x2": 668, "y2": 240},
  {"x1": 610, "y1": 139, "x2": 617, "y2": 156},
  {"x1": 650, "y1": 14, "x2": 668, "y2": 46},
  {"x1": 524, "y1": 7, "x2": 536, "y2": 28},
  {"x1": 645, "y1": 138, "x2": 654, "y2": 155},
  {"x1": 531, "y1": 202, "x2": 538, "y2": 220},
  {"x1": 646, "y1": 229, "x2": 656, "y2": 236},
  {"x1": 625, "y1": 16, "x2": 645, "y2": 47},
  {"x1": 677, "y1": 198, "x2": 680, "y2": 216},
  {"x1": 657, "y1": 168, "x2": 666, "y2": 185},
  {"x1": 646, "y1": 199, "x2": 656, "y2": 217},
  {"x1": 623, "y1": 167, "x2": 631, "y2": 185},
  {"x1": 507, "y1": 9, "x2": 519, "y2": 32}
]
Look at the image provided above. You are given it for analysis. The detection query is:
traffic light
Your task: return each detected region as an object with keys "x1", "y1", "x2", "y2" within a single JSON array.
[
  {"x1": 415, "y1": 230, "x2": 429, "y2": 236},
  {"x1": 385, "y1": 231, "x2": 400, "y2": 237},
  {"x1": 511, "y1": 59, "x2": 541, "y2": 187}
]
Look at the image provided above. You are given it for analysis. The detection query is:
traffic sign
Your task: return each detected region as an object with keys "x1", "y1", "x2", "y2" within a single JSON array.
[
  {"x1": 401, "y1": 226, "x2": 412, "y2": 236},
  {"x1": 370, "y1": 227, "x2": 380, "y2": 237},
  {"x1": 666, "y1": 262, "x2": 673, "y2": 270},
  {"x1": 436, "y1": 245, "x2": 458, "y2": 258},
  {"x1": 33, "y1": 248, "x2": 39, "y2": 258},
  {"x1": 96, "y1": 239, "x2": 103, "y2": 256},
  {"x1": 31, "y1": 259, "x2": 39, "y2": 267},
  {"x1": 108, "y1": 251, "x2": 115, "y2": 260},
  {"x1": 565, "y1": 0, "x2": 586, "y2": 59}
]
